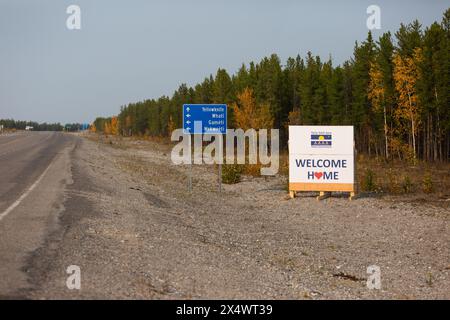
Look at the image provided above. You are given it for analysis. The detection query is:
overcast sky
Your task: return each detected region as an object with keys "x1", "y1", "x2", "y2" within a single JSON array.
[{"x1": 0, "y1": 0, "x2": 448, "y2": 124}]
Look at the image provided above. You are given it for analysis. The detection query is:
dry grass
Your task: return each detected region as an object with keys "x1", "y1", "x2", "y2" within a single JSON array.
[
  {"x1": 356, "y1": 155, "x2": 450, "y2": 198},
  {"x1": 279, "y1": 151, "x2": 450, "y2": 199},
  {"x1": 89, "y1": 133, "x2": 450, "y2": 201}
]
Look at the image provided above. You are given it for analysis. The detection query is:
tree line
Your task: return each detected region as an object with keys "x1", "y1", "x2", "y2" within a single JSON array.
[
  {"x1": 0, "y1": 119, "x2": 64, "y2": 131},
  {"x1": 0, "y1": 119, "x2": 91, "y2": 132},
  {"x1": 93, "y1": 9, "x2": 450, "y2": 162}
]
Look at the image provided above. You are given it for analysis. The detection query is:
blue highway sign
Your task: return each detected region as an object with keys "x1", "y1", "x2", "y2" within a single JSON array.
[{"x1": 183, "y1": 104, "x2": 227, "y2": 134}]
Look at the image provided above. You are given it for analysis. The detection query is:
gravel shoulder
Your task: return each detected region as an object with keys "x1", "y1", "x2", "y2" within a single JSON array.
[{"x1": 25, "y1": 134, "x2": 450, "y2": 299}]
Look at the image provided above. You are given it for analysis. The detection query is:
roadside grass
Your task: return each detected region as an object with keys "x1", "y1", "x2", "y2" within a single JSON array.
[
  {"x1": 278, "y1": 152, "x2": 450, "y2": 199},
  {"x1": 89, "y1": 133, "x2": 450, "y2": 201},
  {"x1": 355, "y1": 155, "x2": 450, "y2": 199}
]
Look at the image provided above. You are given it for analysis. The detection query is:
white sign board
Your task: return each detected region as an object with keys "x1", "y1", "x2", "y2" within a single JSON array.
[{"x1": 289, "y1": 126, "x2": 354, "y2": 192}]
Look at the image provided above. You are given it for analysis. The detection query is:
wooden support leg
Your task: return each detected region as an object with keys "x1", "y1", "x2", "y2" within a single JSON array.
[
  {"x1": 316, "y1": 191, "x2": 331, "y2": 201},
  {"x1": 289, "y1": 191, "x2": 295, "y2": 199},
  {"x1": 349, "y1": 192, "x2": 356, "y2": 201}
]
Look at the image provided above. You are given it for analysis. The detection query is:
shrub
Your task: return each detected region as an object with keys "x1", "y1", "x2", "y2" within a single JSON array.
[
  {"x1": 242, "y1": 163, "x2": 261, "y2": 177},
  {"x1": 222, "y1": 164, "x2": 243, "y2": 184},
  {"x1": 362, "y1": 169, "x2": 377, "y2": 192},
  {"x1": 386, "y1": 168, "x2": 401, "y2": 194},
  {"x1": 401, "y1": 176, "x2": 413, "y2": 193},
  {"x1": 422, "y1": 174, "x2": 433, "y2": 194}
]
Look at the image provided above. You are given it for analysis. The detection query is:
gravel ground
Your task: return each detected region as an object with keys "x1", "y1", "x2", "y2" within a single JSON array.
[{"x1": 25, "y1": 134, "x2": 450, "y2": 299}]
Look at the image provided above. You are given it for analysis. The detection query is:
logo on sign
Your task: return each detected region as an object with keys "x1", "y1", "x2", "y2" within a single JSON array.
[{"x1": 311, "y1": 132, "x2": 332, "y2": 148}]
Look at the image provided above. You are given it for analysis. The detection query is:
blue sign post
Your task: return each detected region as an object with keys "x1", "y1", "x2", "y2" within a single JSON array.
[
  {"x1": 183, "y1": 104, "x2": 227, "y2": 135},
  {"x1": 182, "y1": 104, "x2": 227, "y2": 193}
]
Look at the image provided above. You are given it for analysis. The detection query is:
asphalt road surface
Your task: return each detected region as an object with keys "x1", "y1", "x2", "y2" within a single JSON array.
[{"x1": 0, "y1": 131, "x2": 77, "y2": 297}]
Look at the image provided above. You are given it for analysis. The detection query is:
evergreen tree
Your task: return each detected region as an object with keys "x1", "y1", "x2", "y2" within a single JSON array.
[{"x1": 108, "y1": 8, "x2": 449, "y2": 162}]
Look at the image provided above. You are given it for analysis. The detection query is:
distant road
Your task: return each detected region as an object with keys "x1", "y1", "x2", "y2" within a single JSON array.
[{"x1": 0, "y1": 131, "x2": 77, "y2": 297}]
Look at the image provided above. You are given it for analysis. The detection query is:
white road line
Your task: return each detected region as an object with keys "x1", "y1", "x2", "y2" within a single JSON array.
[{"x1": 0, "y1": 157, "x2": 56, "y2": 222}]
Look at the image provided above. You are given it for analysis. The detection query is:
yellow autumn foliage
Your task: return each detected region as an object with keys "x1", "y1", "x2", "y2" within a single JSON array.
[
  {"x1": 232, "y1": 87, "x2": 273, "y2": 130},
  {"x1": 393, "y1": 47, "x2": 423, "y2": 159}
]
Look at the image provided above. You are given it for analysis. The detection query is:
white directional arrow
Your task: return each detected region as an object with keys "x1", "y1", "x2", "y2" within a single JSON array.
[
  {"x1": 185, "y1": 127, "x2": 191, "y2": 131},
  {"x1": 186, "y1": 107, "x2": 190, "y2": 112},
  {"x1": 186, "y1": 114, "x2": 191, "y2": 118},
  {"x1": 186, "y1": 120, "x2": 191, "y2": 124}
]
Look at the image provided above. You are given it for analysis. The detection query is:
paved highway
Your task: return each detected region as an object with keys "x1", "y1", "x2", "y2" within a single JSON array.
[{"x1": 0, "y1": 131, "x2": 77, "y2": 297}]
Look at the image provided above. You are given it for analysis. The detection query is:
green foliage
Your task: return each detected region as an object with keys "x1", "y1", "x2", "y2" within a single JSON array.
[
  {"x1": 0, "y1": 119, "x2": 64, "y2": 131},
  {"x1": 97, "y1": 8, "x2": 449, "y2": 162},
  {"x1": 221, "y1": 164, "x2": 243, "y2": 184},
  {"x1": 422, "y1": 174, "x2": 434, "y2": 193},
  {"x1": 386, "y1": 168, "x2": 401, "y2": 194},
  {"x1": 362, "y1": 169, "x2": 377, "y2": 192},
  {"x1": 401, "y1": 176, "x2": 414, "y2": 193}
]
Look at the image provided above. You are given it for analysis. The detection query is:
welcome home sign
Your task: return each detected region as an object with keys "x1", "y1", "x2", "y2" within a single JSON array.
[{"x1": 289, "y1": 126, "x2": 355, "y2": 193}]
